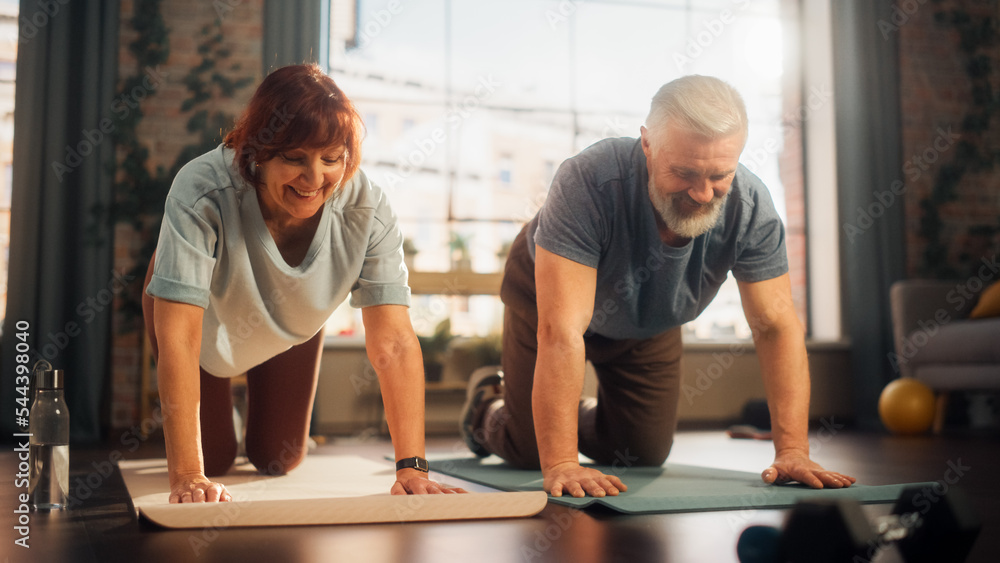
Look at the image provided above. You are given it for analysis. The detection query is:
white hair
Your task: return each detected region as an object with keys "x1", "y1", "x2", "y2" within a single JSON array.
[{"x1": 645, "y1": 75, "x2": 748, "y2": 143}]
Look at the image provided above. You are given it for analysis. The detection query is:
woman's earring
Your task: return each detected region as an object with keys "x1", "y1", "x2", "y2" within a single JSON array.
[{"x1": 250, "y1": 161, "x2": 257, "y2": 176}]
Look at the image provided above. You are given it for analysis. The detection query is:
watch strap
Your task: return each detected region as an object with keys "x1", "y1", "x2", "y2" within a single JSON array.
[{"x1": 395, "y1": 456, "x2": 429, "y2": 473}]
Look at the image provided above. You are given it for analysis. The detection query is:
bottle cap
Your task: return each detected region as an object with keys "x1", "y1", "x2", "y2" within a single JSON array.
[{"x1": 36, "y1": 369, "x2": 65, "y2": 389}]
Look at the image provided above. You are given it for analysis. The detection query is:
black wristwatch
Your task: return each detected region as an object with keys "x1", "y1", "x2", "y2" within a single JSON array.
[{"x1": 396, "y1": 456, "x2": 429, "y2": 473}]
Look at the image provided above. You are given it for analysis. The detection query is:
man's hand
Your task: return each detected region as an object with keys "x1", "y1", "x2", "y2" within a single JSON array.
[
  {"x1": 761, "y1": 449, "x2": 857, "y2": 489},
  {"x1": 543, "y1": 461, "x2": 627, "y2": 498},
  {"x1": 169, "y1": 473, "x2": 232, "y2": 503},
  {"x1": 390, "y1": 469, "x2": 468, "y2": 495}
]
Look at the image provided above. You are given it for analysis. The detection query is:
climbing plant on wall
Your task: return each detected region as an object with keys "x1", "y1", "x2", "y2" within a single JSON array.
[
  {"x1": 919, "y1": 2, "x2": 1000, "y2": 278},
  {"x1": 97, "y1": 0, "x2": 253, "y2": 325}
]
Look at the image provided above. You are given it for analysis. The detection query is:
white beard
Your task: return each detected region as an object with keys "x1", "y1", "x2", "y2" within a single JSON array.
[{"x1": 649, "y1": 179, "x2": 728, "y2": 239}]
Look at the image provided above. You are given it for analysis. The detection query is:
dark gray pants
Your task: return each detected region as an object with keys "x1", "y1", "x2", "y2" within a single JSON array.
[{"x1": 478, "y1": 226, "x2": 683, "y2": 469}]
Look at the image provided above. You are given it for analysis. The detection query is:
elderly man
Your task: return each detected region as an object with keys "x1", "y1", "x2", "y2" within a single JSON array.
[{"x1": 461, "y1": 75, "x2": 856, "y2": 498}]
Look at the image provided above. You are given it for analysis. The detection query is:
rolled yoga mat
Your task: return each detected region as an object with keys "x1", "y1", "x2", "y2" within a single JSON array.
[
  {"x1": 428, "y1": 456, "x2": 937, "y2": 514},
  {"x1": 118, "y1": 455, "x2": 547, "y2": 528}
]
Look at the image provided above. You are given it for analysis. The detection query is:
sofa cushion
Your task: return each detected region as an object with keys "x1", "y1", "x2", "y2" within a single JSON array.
[
  {"x1": 970, "y1": 281, "x2": 1000, "y2": 319},
  {"x1": 907, "y1": 317, "x2": 1000, "y2": 365},
  {"x1": 914, "y1": 365, "x2": 1000, "y2": 390}
]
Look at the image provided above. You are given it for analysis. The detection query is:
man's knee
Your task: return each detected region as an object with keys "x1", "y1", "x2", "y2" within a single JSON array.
[
  {"x1": 246, "y1": 438, "x2": 307, "y2": 475},
  {"x1": 474, "y1": 400, "x2": 545, "y2": 470},
  {"x1": 588, "y1": 438, "x2": 674, "y2": 468},
  {"x1": 631, "y1": 443, "x2": 671, "y2": 467},
  {"x1": 626, "y1": 437, "x2": 674, "y2": 467},
  {"x1": 500, "y1": 449, "x2": 541, "y2": 470}
]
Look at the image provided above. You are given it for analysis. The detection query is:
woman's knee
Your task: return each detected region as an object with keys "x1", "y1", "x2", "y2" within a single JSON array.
[
  {"x1": 245, "y1": 437, "x2": 308, "y2": 475},
  {"x1": 203, "y1": 443, "x2": 238, "y2": 477},
  {"x1": 199, "y1": 370, "x2": 237, "y2": 476}
]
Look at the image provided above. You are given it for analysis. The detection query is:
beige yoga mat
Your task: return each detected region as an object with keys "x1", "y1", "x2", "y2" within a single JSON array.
[{"x1": 118, "y1": 455, "x2": 547, "y2": 528}]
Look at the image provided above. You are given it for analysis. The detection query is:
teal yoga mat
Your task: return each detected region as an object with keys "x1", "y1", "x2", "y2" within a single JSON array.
[{"x1": 431, "y1": 456, "x2": 935, "y2": 514}]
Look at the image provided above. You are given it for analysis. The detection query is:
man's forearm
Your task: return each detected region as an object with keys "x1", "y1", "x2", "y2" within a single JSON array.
[
  {"x1": 532, "y1": 336, "x2": 587, "y2": 471},
  {"x1": 754, "y1": 327, "x2": 811, "y2": 454}
]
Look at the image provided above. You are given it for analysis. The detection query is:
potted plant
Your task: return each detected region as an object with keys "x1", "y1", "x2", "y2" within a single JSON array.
[
  {"x1": 417, "y1": 319, "x2": 451, "y2": 382},
  {"x1": 496, "y1": 239, "x2": 512, "y2": 270},
  {"x1": 449, "y1": 232, "x2": 473, "y2": 271},
  {"x1": 402, "y1": 237, "x2": 418, "y2": 271}
]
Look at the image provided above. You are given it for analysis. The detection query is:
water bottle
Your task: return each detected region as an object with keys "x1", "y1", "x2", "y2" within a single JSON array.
[{"x1": 29, "y1": 363, "x2": 70, "y2": 510}]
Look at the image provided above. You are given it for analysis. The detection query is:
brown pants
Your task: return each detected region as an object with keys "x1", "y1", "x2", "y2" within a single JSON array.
[
  {"x1": 142, "y1": 252, "x2": 323, "y2": 476},
  {"x1": 480, "y1": 227, "x2": 683, "y2": 469}
]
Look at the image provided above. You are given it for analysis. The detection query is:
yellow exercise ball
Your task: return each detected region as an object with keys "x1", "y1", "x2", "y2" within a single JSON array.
[{"x1": 878, "y1": 378, "x2": 937, "y2": 435}]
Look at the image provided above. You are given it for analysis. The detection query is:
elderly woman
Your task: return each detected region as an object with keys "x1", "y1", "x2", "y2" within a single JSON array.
[{"x1": 142, "y1": 64, "x2": 461, "y2": 503}]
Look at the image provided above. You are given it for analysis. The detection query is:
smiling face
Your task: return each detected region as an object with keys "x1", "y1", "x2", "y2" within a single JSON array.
[
  {"x1": 256, "y1": 146, "x2": 348, "y2": 224},
  {"x1": 641, "y1": 124, "x2": 744, "y2": 241}
]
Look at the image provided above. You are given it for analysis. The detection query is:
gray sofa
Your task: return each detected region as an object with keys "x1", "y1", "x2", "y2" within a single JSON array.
[{"x1": 889, "y1": 279, "x2": 1000, "y2": 430}]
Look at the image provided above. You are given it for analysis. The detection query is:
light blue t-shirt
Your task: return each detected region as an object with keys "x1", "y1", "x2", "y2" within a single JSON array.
[
  {"x1": 146, "y1": 145, "x2": 410, "y2": 377},
  {"x1": 529, "y1": 137, "x2": 787, "y2": 340}
]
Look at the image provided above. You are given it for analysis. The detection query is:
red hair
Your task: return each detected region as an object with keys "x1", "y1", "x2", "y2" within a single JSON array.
[{"x1": 224, "y1": 64, "x2": 364, "y2": 187}]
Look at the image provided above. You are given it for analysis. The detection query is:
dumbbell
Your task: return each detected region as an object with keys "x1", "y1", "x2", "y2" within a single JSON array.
[{"x1": 736, "y1": 485, "x2": 981, "y2": 563}]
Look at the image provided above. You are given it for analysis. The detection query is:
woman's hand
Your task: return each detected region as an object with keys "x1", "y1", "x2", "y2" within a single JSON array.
[
  {"x1": 169, "y1": 473, "x2": 233, "y2": 503},
  {"x1": 390, "y1": 468, "x2": 468, "y2": 495}
]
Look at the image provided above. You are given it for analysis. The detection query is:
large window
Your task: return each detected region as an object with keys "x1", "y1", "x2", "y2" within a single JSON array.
[{"x1": 325, "y1": 0, "x2": 804, "y2": 342}]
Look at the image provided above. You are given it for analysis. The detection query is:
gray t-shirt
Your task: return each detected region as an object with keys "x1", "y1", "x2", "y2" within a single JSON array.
[
  {"x1": 528, "y1": 137, "x2": 787, "y2": 340},
  {"x1": 146, "y1": 145, "x2": 410, "y2": 377}
]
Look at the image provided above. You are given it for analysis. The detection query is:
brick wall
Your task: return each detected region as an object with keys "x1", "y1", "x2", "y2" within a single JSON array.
[
  {"x1": 780, "y1": 97, "x2": 807, "y2": 327},
  {"x1": 110, "y1": 0, "x2": 262, "y2": 429},
  {"x1": 780, "y1": 0, "x2": 807, "y2": 328},
  {"x1": 898, "y1": 0, "x2": 1000, "y2": 278}
]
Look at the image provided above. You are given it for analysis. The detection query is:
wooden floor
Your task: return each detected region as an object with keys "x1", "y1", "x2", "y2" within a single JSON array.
[{"x1": 2, "y1": 428, "x2": 998, "y2": 563}]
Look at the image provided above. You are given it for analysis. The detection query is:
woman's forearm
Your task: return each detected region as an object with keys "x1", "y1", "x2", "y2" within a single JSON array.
[
  {"x1": 153, "y1": 298, "x2": 208, "y2": 485},
  {"x1": 372, "y1": 333, "x2": 426, "y2": 460},
  {"x1": 363, "y1": 305, "x2": 426, "y2": 461},
  {"x1": 158, "y1": 353, "x2": 206, "y2": 485}
]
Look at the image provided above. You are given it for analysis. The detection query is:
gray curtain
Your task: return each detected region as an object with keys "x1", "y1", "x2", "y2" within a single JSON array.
[
  {"x1": 264, "y1": 0, "x2": 323, "y2": 71},
  {"x1": 830, "y1": 1, "x2": 906, "y2": 429},
  {"x1": 0, "y1": 1, "x2": 119, "y2": 442}
]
